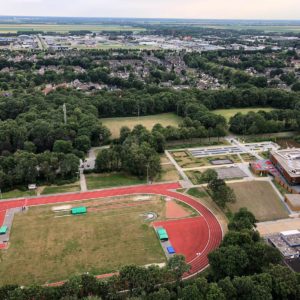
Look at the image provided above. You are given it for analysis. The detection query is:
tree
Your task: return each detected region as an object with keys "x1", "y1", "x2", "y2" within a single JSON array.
[
  {"x1": 200, "y1": 169, "x2": 218, "y2": 183},
  {"x1": 209, "y1": 245, "x2": 249, "y2": 279},
  {"x1": 167, "y1": 254, "x2": 190, "y2": 282},
  {"x1": 207, "y1": 178, "x2": 236, "y2": 208},
  {"x1": 74, "y1": 135, "x2": 91, "y2": 153},
  {"x1": 228, "y1": 208, "x2": 257, "y2": 231},
  {"x1": 53, "y1": 140, "x2": 73, "y2": 154}
]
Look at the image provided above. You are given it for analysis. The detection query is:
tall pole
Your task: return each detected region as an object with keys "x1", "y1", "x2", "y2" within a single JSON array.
[
  {"x1": 146, "y1": 163, "x2": 149, "y2": 184},
  {"x1": 63, "y1": 103, "x2": 67, "y2": 124}
]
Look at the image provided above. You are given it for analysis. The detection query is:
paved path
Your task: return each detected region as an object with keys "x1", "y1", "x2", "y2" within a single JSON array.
[
  {"x1": 0, "y1": 182, "x2": 222, "y2": 282},
  {"x1": 165, "y1": 150, "x2": 193, "y2": 187},
  {"x1": 79, "y1": 170, "x2": 87, "y2": 192}
]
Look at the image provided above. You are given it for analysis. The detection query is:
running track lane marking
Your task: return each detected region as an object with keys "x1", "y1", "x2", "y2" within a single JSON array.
[{"x1": 0, "y1": 182, "x2": 222, "y2": 281}]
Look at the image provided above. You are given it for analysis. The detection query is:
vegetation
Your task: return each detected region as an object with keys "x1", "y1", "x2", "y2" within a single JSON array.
[
  {"x1": 1, "y1": 209, "x2": 299, "y2": 299},
  {"x1": 213, "y1": 107, "x2": 275, "y2": 121},
  {"x1": 86, "y1": 172, "x2": 146, "y2": 189},
  {"x1": 0, "y1": 195, "x2": 165, "y2": 285},
  {"x1": 228, "y1": 181, "x2": 289, "y2": 221},
  {"x1": 101, "y1": 113, "x2": 182, "y2": 139}
]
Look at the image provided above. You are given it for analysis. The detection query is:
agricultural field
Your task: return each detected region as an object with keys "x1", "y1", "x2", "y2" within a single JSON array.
[
  {"x1": 213, "y1": 108, "x2": 275, "y2": 121},
  {"x1": 86, "y1": 172, "x2": 146, "y2": 190},
  {"x1": 200, "y1": 24, "x2": 300, "y2": 33},
  {"x1": 101, "y1": 113, "x2": 182, "y2": 139},
  {"x1": 0, "y1": 195, "x2": 166, "y2": 285},
  {"x1": 227, "y1": 181, "x2": 289, "y2": 221},
  {"x1": 41, "y1": 183, "x2": 81, "y2": 195},
  {"x1": 0, "y1": 24, "x2": 145, "y2": 33},
  {"x1": 171, "y1": 150, "x2": 241, "y2": 168}
]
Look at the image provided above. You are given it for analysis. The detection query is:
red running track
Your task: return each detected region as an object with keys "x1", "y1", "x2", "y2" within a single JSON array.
[{"x1": 0, "y1": 182, "x2": 222, "y2": 279}]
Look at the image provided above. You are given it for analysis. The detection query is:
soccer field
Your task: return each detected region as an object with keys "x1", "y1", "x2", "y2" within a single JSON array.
[
  {"x1": 228, "y1": 181, "x2": 289, "y2": 221},
  {"x1": 101, "y1": 113, "x2": 182, "y2": 139},
  {"x1": 0, "y1": 195, "x2": 166, "y2": 285}
]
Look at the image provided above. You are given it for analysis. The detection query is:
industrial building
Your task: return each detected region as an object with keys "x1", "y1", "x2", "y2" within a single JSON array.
[{"x1": 268, "y1": 230, "x2": 300, "y2": 259}]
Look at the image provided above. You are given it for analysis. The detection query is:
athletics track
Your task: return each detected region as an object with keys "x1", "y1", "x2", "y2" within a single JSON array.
[{"x1": 0, "y1": 182, "x2": 222, "y2": 280}]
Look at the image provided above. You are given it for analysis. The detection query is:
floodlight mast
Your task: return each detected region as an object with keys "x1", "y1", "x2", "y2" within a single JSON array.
[{"x1": 63, "y1": 103, "x2": 67, "y2": 124}]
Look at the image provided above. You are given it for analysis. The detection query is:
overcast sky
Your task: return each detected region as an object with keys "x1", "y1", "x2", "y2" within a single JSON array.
[{"x1": 1, "y1": 0, "x2": 300, "y2": 19}]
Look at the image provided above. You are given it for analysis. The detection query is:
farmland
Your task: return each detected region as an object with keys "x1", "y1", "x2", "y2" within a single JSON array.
[
  {"x1": 0, "y1": 195, "x2": 165, "y2": 285},
  {"x1": 0, "y1": 24, "x2": 145, "y2": 33},
  {"x1": 227, "y1": 181, "x2": 289, "y2": 221},
  {"x1": 101, "y1": 113, "x2": 182, "y2": 139}
]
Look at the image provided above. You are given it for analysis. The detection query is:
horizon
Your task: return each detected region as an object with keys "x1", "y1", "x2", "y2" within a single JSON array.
[{"x1": 0, "y1": 0, "x2": 300, "y2": 20}]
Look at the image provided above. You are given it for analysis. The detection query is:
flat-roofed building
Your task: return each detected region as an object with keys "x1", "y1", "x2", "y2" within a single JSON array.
[
  {"x1": 284, "y1": 194, "x2": 300, "y2": 211},
  {"x1": 270, "y1": 149, "x2": 300, "y2": 185}
]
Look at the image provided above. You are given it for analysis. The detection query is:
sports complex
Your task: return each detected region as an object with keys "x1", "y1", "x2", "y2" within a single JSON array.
[{"x1": 0, "y1": 182, "x2": 222, "y2": 285}]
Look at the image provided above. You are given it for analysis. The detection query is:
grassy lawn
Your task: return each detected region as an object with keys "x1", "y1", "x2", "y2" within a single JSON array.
[
  {"x1": 213, "y1": 108, "x2": 274, "y2": 121},
  {"x1": 228, "y1": 181, "x2": 289, "y2": 222},
  {"x1": 240, "y1": 153, "x2": 257, "y2": 162},
  {"x1": 41, "y1": 183, "x2": 80, "y2": 195},
  {"x1": 86, "y1": 172, "x2": 146, "y2": 190},
  {"x1": 186, "y1": 170, "x2": 203, "y2": 185},
  {"x1": 101, "y1": 113, "x2": 182, "y2": 139},
  {"x1": 0, "y1": 195, "x2": 165, "y2": 285},
  {"x1": 155, "y1": 164, "x2": 180, "y2": 182},
  {"x1": 0, "y1": 189, "x2": 36, "y2": 200}
]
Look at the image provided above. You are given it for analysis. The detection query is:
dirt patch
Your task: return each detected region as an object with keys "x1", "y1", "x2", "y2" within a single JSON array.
[{"x1": 166, "y1": 200, "x2": 192, "y2": 219}]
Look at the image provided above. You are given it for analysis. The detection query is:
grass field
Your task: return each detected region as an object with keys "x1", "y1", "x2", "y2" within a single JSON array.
[
  {"x1": 200, "y1": 24, "x2": 300, "y2": 33},
  {"x1": 41, "y1": 183, "x2": 80, "y2": 195},
  {"x1": 156, "y1": 164, "x2": 180, "y2": 182},
  {"x1": 101, "y1": 113, "x2": 182, "y2": 139},
  {"x1": 0, "y1": 189, "x2": 36, "y2": 200},
  {"x1": 0, "y1": 195, "x2": 166, "y2": 285},
  {"x1": 228, "y1": 181, "x2": 289, "y2": 221},
  {"x1": 86, "y1": 172, "x2": 146, "y2": 190},
  {"x1": 213, "y1": 108, "x2": 275, "y2": 121},
  {"x1": 0, "y1": 24, "x2": 145, "y2": 33}
]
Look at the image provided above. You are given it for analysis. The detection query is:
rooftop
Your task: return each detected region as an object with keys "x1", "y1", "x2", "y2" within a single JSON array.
[{"x1": 271, "y1": 148, "x2": 300, "y2": 177}]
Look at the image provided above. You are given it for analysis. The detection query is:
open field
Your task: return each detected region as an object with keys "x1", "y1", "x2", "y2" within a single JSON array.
[
  {"x1": 0, "y1": 189, "x2": 36, "y2": 200},
  {"x1": 101, "y1": 113, "x2": 182, "y2": 139},
  {"x1": 213, "y1": 108, "x2": 275, "y2": 121},
  {"x1": 41, "y1": 183, "x2": 81, "y2": 195},
  {"x1": 228, "y1": 181, "x2": 289, "y2": 221},
  {"x1": 0, "y1": 24, "x2": 145, "y2": 33},
  {"x1": 86, "y1": 172, "x2": 146, "y2": 190},
  {"x1": 0, "y1": 195, "x2": 166, "y2": 285},
  {"x1": 200, "y1": 24, "x2": 300, "y2": 33}
]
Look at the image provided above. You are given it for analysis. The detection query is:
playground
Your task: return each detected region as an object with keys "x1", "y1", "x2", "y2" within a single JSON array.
[{"x1": 0, "y1": 182, "x2": 222, "y2": 285}]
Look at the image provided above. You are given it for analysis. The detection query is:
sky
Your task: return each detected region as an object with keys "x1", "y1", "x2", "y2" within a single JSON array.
[{"x1": 0, "y1": 0, "x2": 300, "y2": 20}]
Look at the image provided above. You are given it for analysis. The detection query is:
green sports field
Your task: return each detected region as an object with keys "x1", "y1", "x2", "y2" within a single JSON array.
[
  {"x1": 213, "y1": 107, "x2": 275, "y2": 121},
  {"x1": 0, "y1": 195, "x2": 166, "y2": 285},
  {"x1": 101, "y1": 113, "x2": 183, "y2": 139}
]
